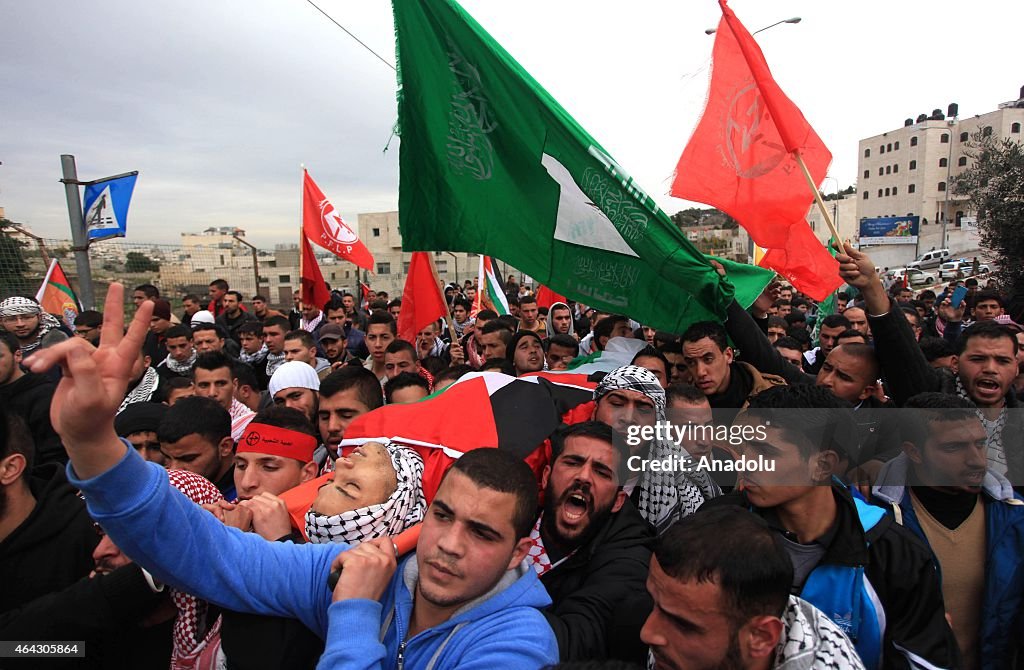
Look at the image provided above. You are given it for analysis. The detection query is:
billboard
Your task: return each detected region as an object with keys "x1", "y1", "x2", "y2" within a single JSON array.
[{"x1": 858, "y1": 216, "x2": 919, "y2": 245}]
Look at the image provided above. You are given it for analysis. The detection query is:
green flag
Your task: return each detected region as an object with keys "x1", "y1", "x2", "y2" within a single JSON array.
[{"x1": 392, "y1": 0, "x2": 773, "y2": 332}]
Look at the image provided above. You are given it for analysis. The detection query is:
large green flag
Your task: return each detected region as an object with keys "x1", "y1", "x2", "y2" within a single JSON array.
[{"x1": 392, "y1": 0, "x2": 773, "y2": 332}]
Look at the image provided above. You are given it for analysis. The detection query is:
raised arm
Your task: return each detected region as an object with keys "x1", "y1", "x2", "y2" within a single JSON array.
[
  {"x1": 24, "y1": 285, "x2": 341, "y2": 636},
  {"x1": 835, "y1": 244, "x2": 943, "y2": 405}
]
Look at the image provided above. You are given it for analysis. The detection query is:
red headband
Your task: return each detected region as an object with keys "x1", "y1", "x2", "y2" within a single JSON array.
[{"x1": 238, "y1": 423, "x2": 317, "y2": 463}]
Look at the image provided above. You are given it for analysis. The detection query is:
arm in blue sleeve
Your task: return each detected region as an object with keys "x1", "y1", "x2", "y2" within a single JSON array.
[
  {"x1": 317, "y1": 600, "x2": 387, "y2": 670},
  {"x1": 68, "y1": 445, "x2": 341, "y2": 637}
]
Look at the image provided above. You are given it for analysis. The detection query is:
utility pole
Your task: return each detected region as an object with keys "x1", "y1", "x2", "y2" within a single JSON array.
[{"x1": 60, "y1": 155, "x2": 95, "y2": 309}]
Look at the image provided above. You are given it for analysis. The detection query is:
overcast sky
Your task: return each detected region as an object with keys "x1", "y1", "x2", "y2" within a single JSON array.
[{"x1": 2, "y1": 0, "x2": 1020, "y2": 248}]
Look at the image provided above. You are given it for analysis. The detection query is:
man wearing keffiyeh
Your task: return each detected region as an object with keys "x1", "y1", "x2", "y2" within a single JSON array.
[
  {"x1": 0, "y1": 296, "x2": 65, "y2": 356},
  {"x1": 592, "y1": 365, "x2": 719, "y2": 535}
]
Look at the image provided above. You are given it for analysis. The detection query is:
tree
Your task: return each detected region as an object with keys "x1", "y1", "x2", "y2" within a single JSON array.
[
  {"x1": 953, "y1": 131, "x2": 1024, "y2": 309},
  {"x1": 0, "y1": 219, "x2": 31, "y2": 297},
  {"x1": 125, "y1": 251, "x2": 160, "y2": 273}
]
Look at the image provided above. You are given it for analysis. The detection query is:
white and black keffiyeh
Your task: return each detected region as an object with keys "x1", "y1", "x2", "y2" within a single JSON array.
[
  {"x1": 164, "y1": 349, "x2": 198, "y2": 375},
  {"x1": 305, "y1": 442, "x2": 427, "y2": 545},
  {"x1": 956, "y1": 376, "x2": 1009, "y2": 475},
  {"x1": 265, "y1": 352, "x2": 286, "y2": 377},
  {"x1": 0, "y1": 296, "x2": 62, "y2": 355},
  {"x1": 596, "y1": 366, "x2": 712, "y2": 534},
  {"x1": 118, "y1": 366, "x2": 161, "y2": 414},
  {"x1": 238, "y1": 343, "x2": 268, "y2": 366},
  {"x1": 300, "y1": 312, "x2": 324, "y2": 333}
]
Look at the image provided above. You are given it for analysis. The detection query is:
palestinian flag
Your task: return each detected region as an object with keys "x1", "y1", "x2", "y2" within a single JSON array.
[
  {"x1": 280, "y1": 370, "x2": 595, "y2": 542},
  {"x1": 36, "y1": 259, "x2": 79, "y2": 328},
  {"x1": 342, "y1": 371, "x2": 592, "y2": 499},
  {"x1": 473, "y1": 255, "x2": 509, "y2": 317}
]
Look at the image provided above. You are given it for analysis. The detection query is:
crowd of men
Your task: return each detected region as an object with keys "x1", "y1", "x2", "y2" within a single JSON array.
[{"x1": 1, "y1": 241, "x2": 1022, "y2": 669}]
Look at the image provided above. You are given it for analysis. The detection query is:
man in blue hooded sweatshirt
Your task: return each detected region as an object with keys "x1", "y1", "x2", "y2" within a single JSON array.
[{"x1": 25, "y1": 284, "x2": 559, "y2": 670}]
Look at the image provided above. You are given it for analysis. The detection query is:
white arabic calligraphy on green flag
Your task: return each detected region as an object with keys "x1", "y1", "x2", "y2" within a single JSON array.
[{"x1": 391, "y1": 0, "x2": 773, "y2": 331}]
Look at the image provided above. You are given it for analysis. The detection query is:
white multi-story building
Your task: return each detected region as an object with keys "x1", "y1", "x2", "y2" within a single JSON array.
[
  {"x1": 856, "y1": 87, "x2": 1024, "y2": 267},
  {"x1": 358, "y1": 210, "x2": 483, "y2": 297}
]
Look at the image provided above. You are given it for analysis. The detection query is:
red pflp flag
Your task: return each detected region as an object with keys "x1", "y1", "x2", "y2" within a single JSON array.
[
  {"x1": 359, "y1": 281, "x2": 372, "y2": 310},
  {"x1": 302, "y1": 169, "x2": 375, "y2": 272},
  {"x1": 535, "y1": 284, "x2": 566, "y2": 310},
  {"x1": 670, "y1": 0, "x2": 841, "y2": 300},
  {"x1": 397, "y1": 252, "x2": 448, "y2": 343},
  {"x1": 300, "y1": 235, "x2": 332, "y2": 310}
]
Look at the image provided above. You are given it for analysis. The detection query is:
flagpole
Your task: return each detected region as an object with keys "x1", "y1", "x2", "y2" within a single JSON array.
[
  {"x1": 793, "y1": 152, "x2": 841, "y2": 243},
  {"x1": 299, "y1": 164, "x2": 306, "y2": 306},
  {"x1": 424, "y1": 252, "x2": 459, "y2": 343}
]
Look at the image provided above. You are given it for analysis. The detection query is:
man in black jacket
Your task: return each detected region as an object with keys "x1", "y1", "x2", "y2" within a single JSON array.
[
  {"x1": 835, "y1": 242, "x2": 1024, "y2": 483},
  {"x1": 531, "y1": 421, "x2": 655, "y2": 664},
  {"x1": 0, "y1": 404, "x2": 98, "y2": 615},
  {"x1": 0, "y1": 330, "x2": 63, "y2": 466}
]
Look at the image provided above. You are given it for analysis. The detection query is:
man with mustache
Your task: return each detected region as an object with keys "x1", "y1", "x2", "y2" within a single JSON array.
[
  {"x1": 872, "y1": 393, "x2": 1024, "y2": 668},
  {"x1": 531, "y1": 421, "x2": 654, "y2": 663}
]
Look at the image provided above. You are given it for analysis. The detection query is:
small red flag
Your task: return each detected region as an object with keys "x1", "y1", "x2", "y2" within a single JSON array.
[
  {"x1": 535, "y1": 284, "x2": 566, "y2": 310},
  {"x1": 397, "y1": 252, "x2": 448, "y2": 343},
  {"x1": 670, "y1": 0, "x2": 841, "y2": 300},
  {"x1": 300, "y1": 235, "x2": 332, "y2": 310},
  {"x1": 302, "y1": 169, "x2": 375, "y2": 272}
]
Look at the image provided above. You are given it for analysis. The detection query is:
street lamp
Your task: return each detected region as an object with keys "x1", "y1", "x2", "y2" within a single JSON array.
[{"x1": 705, "y1": 16, "x2": 801, "y2": 35}]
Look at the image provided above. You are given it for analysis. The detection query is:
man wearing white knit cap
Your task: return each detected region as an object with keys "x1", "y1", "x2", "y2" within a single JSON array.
[{"x1": 268, "y1": 360, "x2": 320, "y2": 424}]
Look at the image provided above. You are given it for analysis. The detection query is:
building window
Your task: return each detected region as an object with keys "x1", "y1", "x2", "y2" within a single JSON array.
[
  {"x1": 885, "y1": 166, "x2": 891, "y2": 175},
  {"x1": 908, "y1": 184, "x2": 916, "y2": 194},
  {"x1": 956, "y1": 211, "x2": 965, "y2": 226},
  {"x1": 376, "y1": 262, "x2": 391, "y2": 275},
  {"x1": 372, "y1": 228, "x2": 381, "y2": 237},
  {"x1": 878, "y1": 167, "x2": 884, "y2": 176},
  {"x1": 864, "y1": 148, "x2": 871, "y2": 157},
  {"x1": 983, "y1": 126, "x2": 993, "y2": 137},
  {"x1": 909, "y1": 160, "x2": 917, "y2": 170},
  {"x1": 436, "y1": 260, "x2": 448, "y2": 272},
  {"x1": 863, "y1": 169, "x2": 870, "y2": 179},
  {"x1": 938, "y1": 182, "x2": 946, "y2": 192},
  {"x1": 958, "y1": 156, "x2": 967, "y2": 167},
  {"x1": 940, "y1": 133, "x2": 949, "y2": 143},
  {"x1": 892, "y1": 187, "x2": 898, "y2": 196},
  {"x1": 893, "y1": 164, "x2": 899, "y2": 174},
  {"x1": 886, "y1": 143, "x2": 892, "y2": 151},
  {"x1": 960, "y1": 132, "x2": 969, "y2": 142},
  {"x1": 894, "y1": 141, "x2": 900, "y2": 150},
  {"x1": 880, "y1": 145, "x2": 885, "y2": 154},
  {"x1": 278, "y1": 274, "x2": 290, "y2": 283},
  {"x1": 910, "y1": 137, "x2": 918, "y2": 147},
  {"x1": 863, "y1": 191, "x2": 869, "y2": 200},
  {"x1": 345, "y1": 270, "x2": 350, "y2": 278},
  {"x1": 939, "y1": 158, "x2": 948, "y2": 167},
  {"x1": 878, "y1": 189, "x2": 883, "y2": 197},
  {"x1": 1013, "y1": 122, "x2": 1021, "y2": 134},
  {"x1": 884, "y1": 187, "x2": 890, "y2": 196},
  {"x1": 403, "y1": 262, "x2": 410, "y2": 274}
]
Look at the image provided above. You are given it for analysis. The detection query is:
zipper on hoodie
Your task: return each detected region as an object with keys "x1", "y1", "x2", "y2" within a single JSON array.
[{"x1": 394, "y1": 602, "x2": 407, "y2": 670}]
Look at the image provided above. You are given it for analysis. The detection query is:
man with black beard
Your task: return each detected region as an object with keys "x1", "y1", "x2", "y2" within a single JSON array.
[{"x1": 531, "y1": 421, "x2": 655, "y2": 664}]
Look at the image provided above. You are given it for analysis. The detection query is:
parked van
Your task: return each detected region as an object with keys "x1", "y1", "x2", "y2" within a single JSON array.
[{"x1": 909, "y1": 248, "x2": 951, "y2": 269}]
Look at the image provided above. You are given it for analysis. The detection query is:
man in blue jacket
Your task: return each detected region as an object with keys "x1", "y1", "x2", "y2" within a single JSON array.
[
  {"x1": 25, "y1": 285, "x2": 559, "y2": 670},
  {"x1": 872, "y1": 392, "x2": 1024, "y2": 669}
]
